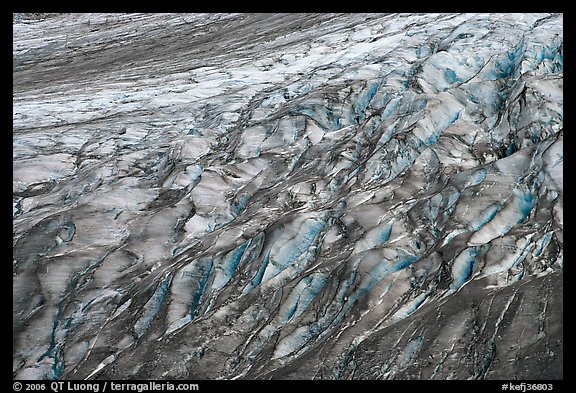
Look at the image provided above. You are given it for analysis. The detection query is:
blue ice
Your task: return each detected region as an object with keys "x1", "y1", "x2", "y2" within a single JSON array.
[
  {"x1": 465, "y1": 168, "x2": 488, "y2": 188},
  {"x1": 444, "y1": 68, "x2": 462, "y2": 84},
  {"x1": 492, "y1": 38, "x2": 525, "y2": 80},
  {"x1": 392, "y1": 293, "x2": 428, "y2": 322},
  {"x1": 242, "y1": 249, "x2": 271, "y2": 294},
  {"x1": 348, "y1": 254, "x2": 419, "y2": 307},
  {"x1": 516, "y1": 191, "x2": 535, "y2": 224},
  {"x1": 449, "y1": 246, "x2": 481, "y2": 292},
  {"x1": 263, "y1": 218, "x2": 325, "y2": 284},
  {"x1": 279, "y1": 273, "x2": 327, "y2": 323},
  {"x1": 533, "y1": 231, "x2": 553, "y2": 257},
  {"x1": 134, "y1": 274, "x2": 174, "y2": 338},
  {"x1": 353, "y1": 82, "x2": 380, "y2": 123},
  {"x1": 213, "y1": 241, "x2": 249, "y2": 290},
  {"x1": 190, "y1": 261, "x2": 213, "y2": 318},
  {"x1": 231, "y1": 193, "x2": 250, "y2": 218},
  {"x1": 470, "y1": 203, "x2": 501, "y2": 231},
  {"x1": 297, "y1": 104, "x2": 342, "y2": 132},
  {"x1": 187, "y1": 164, "x2": 204, "y2": 182},
  {"x1": 395, "y1": 336, "x2": 424, "y2": 369}
]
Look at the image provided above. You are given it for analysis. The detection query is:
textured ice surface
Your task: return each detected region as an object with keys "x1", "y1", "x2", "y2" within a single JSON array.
[{"x1": 13, "y1": 13, "x2": 562, "y2": 380}]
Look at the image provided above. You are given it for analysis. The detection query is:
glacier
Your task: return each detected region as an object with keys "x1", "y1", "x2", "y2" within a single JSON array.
[{"x1": 13, "y1": 13, "x2": 562, "y2": 380}]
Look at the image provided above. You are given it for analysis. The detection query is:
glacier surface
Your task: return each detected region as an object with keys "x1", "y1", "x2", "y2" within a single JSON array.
[{"x1": 13, "y1": 13, "x2": 562, "y2": 380}]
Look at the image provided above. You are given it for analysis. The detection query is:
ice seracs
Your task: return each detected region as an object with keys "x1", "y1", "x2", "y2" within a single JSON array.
[{"x1": 13, "y1": 13, "x2": 562, "y2": 380}]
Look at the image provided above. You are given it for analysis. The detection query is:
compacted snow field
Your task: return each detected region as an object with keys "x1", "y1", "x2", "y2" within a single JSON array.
[{"x1": 13, "y1": 13, "x2": 562, "y2": 380}]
